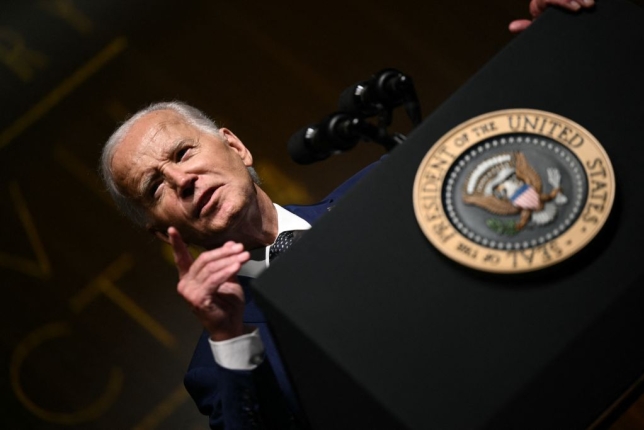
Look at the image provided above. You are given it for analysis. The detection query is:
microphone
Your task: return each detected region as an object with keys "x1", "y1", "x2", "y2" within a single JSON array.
[
  {"x1": 287, "y1": 113, "x2": 363, "y2": 164},
  {"x1": 338, "y1": 68, "x2": 422, "y2": 125},
  {"x1": 288, "y1": 69, "x2": 423, "y2": 164}
]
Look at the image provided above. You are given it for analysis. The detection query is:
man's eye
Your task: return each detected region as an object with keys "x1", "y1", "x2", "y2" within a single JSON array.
[
  {"x1": 176, "y1": 147, "x2": 190, "y2": 161},
  {"x1": 149, "y1": 182, "x2": 162, "y2": 199}
]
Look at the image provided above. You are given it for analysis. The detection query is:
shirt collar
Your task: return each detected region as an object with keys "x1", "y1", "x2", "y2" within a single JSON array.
[
  {"x1": 238, "y1": 204, "x2": 311, "y2": 277},
  {"x1": 274, "y1": 203, "x2": 312, "y2": 234}
]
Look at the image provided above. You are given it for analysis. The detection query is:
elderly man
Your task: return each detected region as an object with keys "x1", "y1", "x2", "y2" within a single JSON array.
[
  {"x1": 102, "y1": 101, "x2": 379, "y2": 428},
  {"x1": 101, "y1": 2, "x2": 594, "y2": 428}
]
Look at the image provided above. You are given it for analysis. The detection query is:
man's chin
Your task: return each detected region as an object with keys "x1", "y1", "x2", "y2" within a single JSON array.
[{"x1": 192, "y1": 217, "x2": 242, "y2": 249}]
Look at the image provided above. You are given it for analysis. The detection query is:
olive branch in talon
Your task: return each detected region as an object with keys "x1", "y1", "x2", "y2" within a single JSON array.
[{"x1": 486, "y1": 218, "x2": 519, "y2": 236}]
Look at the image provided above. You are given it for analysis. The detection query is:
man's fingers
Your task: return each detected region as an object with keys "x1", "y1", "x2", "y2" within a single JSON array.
[
  {"x1": 216, "y1": 281, "x2": 246, "y2": 305},
  {"x1": 189, "y1": 242, "x2": 246, "y2": 274},
  {"x1": 178, "y1": 250, "x2": 250, "y2": 295},
  {"x1": 179, "y1": 258, "x2": 247, "y2": 306},
  {"x1": 509, "y1": 19, "x2": 532, "y2": 33},
  {"x1": 513, "y1": 0, "x2": 594, "y2": 33},
  {"x1": 192, "y1": 251, "x2": 250, "y2": 287},
  {"x1": 559, "y1": 0, "x2": 582, "y2": 11},
  {"x1": 531, "y1": 0, "x2": 592, "y2": 18},
  {"x1": 168, "y1": 227, "x2": 193, "y2": 277}
]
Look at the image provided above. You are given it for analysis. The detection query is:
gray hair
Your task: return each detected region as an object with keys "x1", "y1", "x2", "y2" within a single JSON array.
[{"x1": 100, "y1": 101, "x2": 260, "y2": 227}]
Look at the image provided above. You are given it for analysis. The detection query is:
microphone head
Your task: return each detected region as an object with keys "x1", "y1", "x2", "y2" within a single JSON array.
[
  {"x1": 338, "y1": 81, "x2": 379, "y2": 116},
  {"x1": 324, "y1": 112, "x2": 361, "y2": 150},
  {"x1": 373, "y1": 68, "x2": 406, "y2": 106},
  {"x1": 287, "y1": 126, "x2": 330, "y2": 165}
]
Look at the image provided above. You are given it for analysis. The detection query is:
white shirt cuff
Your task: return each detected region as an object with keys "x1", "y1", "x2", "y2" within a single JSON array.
[{"x1": 208, "y1": 328, "x2": 265, "y2": 370}]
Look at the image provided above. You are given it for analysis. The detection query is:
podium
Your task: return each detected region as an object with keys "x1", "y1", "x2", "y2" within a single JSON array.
[{"x1": 253, "y1": 1, "x2": 644, "y2": 428}]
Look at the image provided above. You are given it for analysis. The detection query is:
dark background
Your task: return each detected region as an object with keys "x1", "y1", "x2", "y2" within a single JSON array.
[{"x1": 0, "y1": 1, "x2": 641, "y2": 429}]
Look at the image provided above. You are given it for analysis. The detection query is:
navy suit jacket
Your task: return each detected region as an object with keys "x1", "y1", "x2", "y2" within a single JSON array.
[{"x1": 184, "y1": 162, "x2": 378, "y2": 429}]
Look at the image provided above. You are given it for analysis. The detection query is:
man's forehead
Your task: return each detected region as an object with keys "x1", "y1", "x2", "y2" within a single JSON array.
[
  {"x1": 125, "y1": 110, "x2": 194, "y2": 150},
  {"x1": 110, "y1": 110, "x2": 194, "y2": 191}
]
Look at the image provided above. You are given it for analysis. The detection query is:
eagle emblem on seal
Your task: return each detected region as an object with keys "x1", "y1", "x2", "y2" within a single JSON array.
[{"x1": 462, "y1": 152, "x2": 568, "y2": 235}]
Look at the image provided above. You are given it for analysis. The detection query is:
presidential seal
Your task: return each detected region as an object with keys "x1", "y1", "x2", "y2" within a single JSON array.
[{"x1": 412, "y1": 109, "x2": 615, "y2": 273}]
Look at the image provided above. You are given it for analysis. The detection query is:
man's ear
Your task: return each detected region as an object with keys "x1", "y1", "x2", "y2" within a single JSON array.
[
  {"x1": 148, "y1": 225, "x2": 171, "y2": 244},
  {"x1": 220, "y1": 127, "x2": 253, "y2": 167}
]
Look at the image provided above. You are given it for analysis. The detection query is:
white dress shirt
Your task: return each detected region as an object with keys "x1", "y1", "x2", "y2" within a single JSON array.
[{"x1": 209, "y1": 204, "x2": 311, "y2": 370}]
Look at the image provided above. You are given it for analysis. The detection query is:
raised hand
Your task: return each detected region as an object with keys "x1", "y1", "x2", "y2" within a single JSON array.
[
  {"x1": 168, "y1": 227, "x2": 251, "y2": 341},
  {"x1": 509, "y1": 0, "x2": 595, "y2": 33}
]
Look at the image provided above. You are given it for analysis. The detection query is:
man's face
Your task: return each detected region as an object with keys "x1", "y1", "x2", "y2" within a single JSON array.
[{"x1": 110, "y1": 110, "x2": 257, "y2": 248}]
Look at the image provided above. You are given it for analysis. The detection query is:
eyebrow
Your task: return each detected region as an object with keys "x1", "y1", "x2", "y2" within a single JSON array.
[{"x1": 137, "y1": 170, "x2": 158, "y2": 201}]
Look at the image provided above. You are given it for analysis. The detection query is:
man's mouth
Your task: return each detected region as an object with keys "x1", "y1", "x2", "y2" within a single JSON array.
[{"x1": 195, "y1": 186, "x2": 220, "y2": 218}]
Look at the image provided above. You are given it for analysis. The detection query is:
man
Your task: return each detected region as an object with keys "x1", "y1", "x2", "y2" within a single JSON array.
[
  {"x1": 101, "y1": 2, "x2": 594, "y2": 428},
  {"x1": 102, "y1": 101, "x2": 379, "y2": 428}
]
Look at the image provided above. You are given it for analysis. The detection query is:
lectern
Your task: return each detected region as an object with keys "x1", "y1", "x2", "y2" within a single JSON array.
[{"x1": 253, "y1": 1, "x2": 644, "y2": 428}]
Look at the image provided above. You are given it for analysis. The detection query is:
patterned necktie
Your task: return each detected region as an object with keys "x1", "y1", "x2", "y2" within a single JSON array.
[{"x1": 269, "y1": 230, "x2": 303, "y2": 262}]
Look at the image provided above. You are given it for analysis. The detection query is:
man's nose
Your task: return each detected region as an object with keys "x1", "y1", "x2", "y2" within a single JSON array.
[{"x1": 164, "y1": 166, "x2": 196, "y2": 199}]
